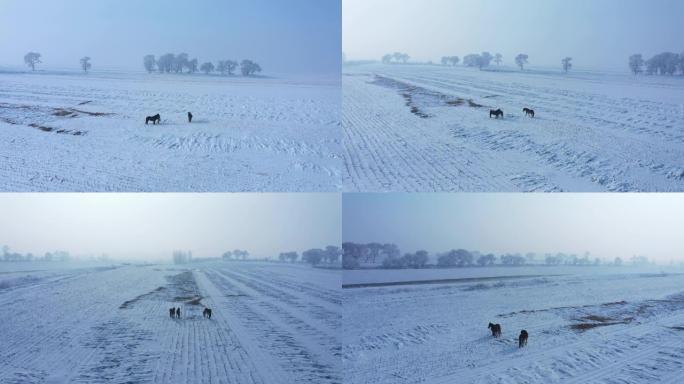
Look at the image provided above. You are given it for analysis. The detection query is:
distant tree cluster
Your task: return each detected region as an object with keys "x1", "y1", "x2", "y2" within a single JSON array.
[
  {"x1": 301, "y1": 246, "x2": 341, "y2": 266},
  {"x1": 341, "y1": 242, "x2": 644, "y2": 270},
  {"x1": 381, "y1": 52, "x2": 410, "y2": 64},
  {"x1": 172, "y1": 250, "x2": 193, "y2": 264},
  {"x1": 278, "y1": 251, "x2": 299, "y2": 263},
  {"x1": 629, "y1": 52, "x2": 684, "y2": 76},
  {"x1": 143, "y1": 53, "x2": 262, "y2": 76},
  {"x1": 440, "y1": 56, "x2": 460, "y2": 66},
  {"x1": 0, "y1": 245, "x2": 73, "y2": 262},
  {"x1": 222, "y1": 249, "x2": 250, "y2": 261}
]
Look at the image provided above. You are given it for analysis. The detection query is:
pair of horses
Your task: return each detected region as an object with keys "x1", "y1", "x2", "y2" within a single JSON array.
[
  {"x1": 145, "y1": 112, "x2": 194, "y2": 125},
  {"x1": 169, "y1": 307, "x2": 181, "y2": 318},
  {"x1": 488, "y1": 323, "x2": 528, "y2": 348},
  {"x1": 488, "y1": 108, "x2": 536, "y2": 119},
  {"x1": 203, "y1": 307, "x2": 212, "y2": 319}
]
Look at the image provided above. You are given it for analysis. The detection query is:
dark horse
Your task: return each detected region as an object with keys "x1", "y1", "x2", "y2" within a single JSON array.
[
  {"x1": 523, "y1": 108, "x2": 535, "y2": 118},
  {"x1": 145, "y1": 114, "x2": 161, "y2": 125},
  {"x1": 188, "y1": 112, "x2": 193, "y2": 123},
  {"x1": 489, "y1": 109, "x2": 504, "y2": 119},
  {"x1": 203, "y1": 307, "x2": 212, "y2": 319},
  {"x1": 175, "y1": 307, "x2": 181, "y2": 319},
  {"x1": 488, "y1": 322, "x2": 502, "y2": 338},
  {"x1": 169, "y1": 307, "x2": 175, "y2": 318},
  {"x1": 519, "y1": 330, "x2": 528, "y2": 348}
]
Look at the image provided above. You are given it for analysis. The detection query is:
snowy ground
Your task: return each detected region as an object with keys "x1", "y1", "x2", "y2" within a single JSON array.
[
  {"x1": 342, "y1": 267, "x2": 684, "y2": 384},
  {"x1": 0, "y1": 71, "x2": 341, "y2": 191},
  {"x1": 343, "y1": 63, "x2": 684, "y2": 192},
  {"x1": 0, "y1": 261, "x2": 341, "y2": 384}
]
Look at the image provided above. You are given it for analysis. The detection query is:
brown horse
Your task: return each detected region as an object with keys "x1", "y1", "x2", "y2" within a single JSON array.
[
  {"x1": 488, "y1": 322, "x2": 502, "y2": 338},
  {"x1": 523, "y1": 108, "x2": 535, "y2": 118},
  {"x1": 203, "y1": 307, "x2": 212, "y2": 319}
]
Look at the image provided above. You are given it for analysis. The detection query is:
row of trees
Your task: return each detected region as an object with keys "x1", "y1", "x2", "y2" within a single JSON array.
[
  {"x1": 278, "y1": 246, "x2": 341, "y2": 266},
  {"x1": 1, "y1": 246, "x2": 76, "y2": 262},
  {"x1": 440, "y1": 52, "x2": 533, "y2": 71},
  {"x1": 342, "y1": 242, "x2": 653, "y2": 270},
  {"x1": 143, "y1": 53, "x2": 262, "y2": 76},
  {"x1": 381, "y1": 52, "x2": 410, "y2": 64},
  {"x1": 629, "y1": 52, "x2": 684, "y2": 76},
  {"x1": 222, "y1": 249, "x2": 250, "y2": 260}
]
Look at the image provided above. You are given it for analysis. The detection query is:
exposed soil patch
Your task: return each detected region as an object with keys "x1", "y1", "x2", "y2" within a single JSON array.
[
  {"x1": 120, "y1": 286, "x2": 167, "y2": 309},
  {"x1": 369, "y1": 75, "x2": 486, "y2": 119}
]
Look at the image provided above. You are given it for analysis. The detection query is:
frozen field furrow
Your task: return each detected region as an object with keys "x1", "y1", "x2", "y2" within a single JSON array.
[
  {"x1": 342, "y1": 268, "x2": 684, "y2": 384},
  {"x1": 0, "y1": 72, "x2": 341, "y2": 191},
  {"x1": 0, "y1": 262, "x2": 341, "y2": 384},
  {"x1": 343, "y1": 64, "x2": 684, "y2": 191}
]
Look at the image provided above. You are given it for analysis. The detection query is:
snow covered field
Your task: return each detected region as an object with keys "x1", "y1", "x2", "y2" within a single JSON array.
[
  {"x1": 0, "y1": 261, "x2": 341, "y2": 384},
  {"x1": 342, "y1": 267, "x2": 684, "y2": 384},
  {"x1": 0, "y1": 71, "x2": 341, "y2": 191},
  {"x1": 343, "y1": 63, "x2": 684, "y2": 192}
]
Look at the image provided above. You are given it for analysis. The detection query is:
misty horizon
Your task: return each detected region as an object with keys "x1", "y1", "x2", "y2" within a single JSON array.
[
  {"x1": 342, "y1": 194, "x2": 684, "y2": 264},
  {"x1": 0, "y1": 0, "x2": 341, "y2": 76},
  {"x1": 343, "y1": 0, "x2": 683, "y2": 71},
  {"x1": 0, "y1": 194, "x2": 341, "y2": 262}
]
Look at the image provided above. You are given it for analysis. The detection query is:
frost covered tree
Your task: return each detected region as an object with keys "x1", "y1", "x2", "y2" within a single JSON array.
[
  {"x1": 200, "y1": 62, "x2": 215, "y2": 74},
  {"x1": 479, "y1": 52, "x2": 493, "y2": 69},
  {"x1": 80, "y1": 56, "x2": 92, "y2": 73},
  {"x1": 187, "y1": 58, "x2": 198, "y2": 74},
  {"x1": 174, "y1": 53, "x2": 189, "y2": 73},
  {"x1": 342, "y1": 242, "x2": 362, "y2": 269},
  {"x1": 324, "y1": 245, "x2": 342, "y2": 264},
  {"x1": 515, "y1": 54, "x2": 529, "y2": 70},
  {"x1": 441, "y1": 56, "x2": 459, "y2": 66},
  {"x1": 24, "y1": 52, "x2": 41, "y2": 71},
  {"x1": 477, "y1": 253, "x2": 496, "y2": 266},
  {"x1": 216, "y1": 60, "x2": 238, "y2": 75},
  {"x1": 143, "y1": 55, "x2": 156, "y2": 73},
  {"x1": 494, "y1": 53, "x2": 503, "y2": 65},
  {"x1": 645, "y1": 52, "x2": 679, "y2": 75},
  {"x1": 381, "y1": 54, "x2": 393, "y2": 64},
  {"x1": 562, "y1": 57, "x2": 572, "y2": 73},
  {"x1": 279, "y1": 252, "x2": 299, "y2": 263},
  {"x1": 157, "y1": 53, "x2": 175, "y2": 73},
  {"x1": 240, "y1": 60, "x2": 262, "y2": 76},
  {"x1": 438, "y1": 249, "x2": 473, "y2": 267},
  {"x1": 303, "y1": 248, "x2": 325, "y2": 265},
  {"x1": 392, "y1": 52, "x2": 410, "y2": 64},
  {"x1": 628, "y1": 54, "x2": 644, "y2": 75},
  {"x1": 463, "y1": 54, "x2": 481, "y2": 67}
]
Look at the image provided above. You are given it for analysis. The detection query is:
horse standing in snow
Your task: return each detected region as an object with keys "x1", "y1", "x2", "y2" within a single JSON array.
[
  {"x1": 519, "y1": 330, "x2": 528, "y2": 347},
  {"x1": 488, "y1": 322, "x2": 502, "y2": 338},
  {"x1": 169, "y1": 307, "x2": 175, "y2": 318},
  {"x1": 188, "y1": 112, "x2": 193, "y2": 123},
  {"x1": 175, "y1": 307, "x2": 181, "y2": 319},
  {"x1": 523, "y1": 108, "x2": 535, "y2": 118},
  {"x1": 145, "y1": 114, "x2": 161, "y2": 125},
  {"x1": 203, "y1": 307, "x2": 212, "y2": 319},
  {"x1": 489, "y1": 109, "x2": 504, "y2": 119}
]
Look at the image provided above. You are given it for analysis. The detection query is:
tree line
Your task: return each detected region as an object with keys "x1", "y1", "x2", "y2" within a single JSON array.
[
  {"x1": 20, "y1": 51, "x2": 262, "y2": 76},
  {"x1": 381, "y1": 52, "x2": 410, "y2": 64},
  {"x1": 0, "y1": 245, "x2": 112, "y2": 262},
  {"x1": 342, "y1": 242, "x2": 650, "y2": 270},
  {"x1": 144, "y1": 53, "x2": 262, "y2": 76},
  {"x1": 628, "y1": 52, "x2": 684, "y2": 76},
  {"x1": 277, "y1": 246, "x2": 341, "y2": 266}
]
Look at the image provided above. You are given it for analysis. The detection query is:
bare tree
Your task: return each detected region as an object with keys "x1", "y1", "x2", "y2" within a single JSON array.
[
  {"x1": 494, "y1": 53, "x2": 503, "y2": 65},
  {"x1": 80, "y1": 56, "x2": 92, "y2": 73},
  {"x1": 24, "y1": 52, "x2": 41, "y2": 71}
]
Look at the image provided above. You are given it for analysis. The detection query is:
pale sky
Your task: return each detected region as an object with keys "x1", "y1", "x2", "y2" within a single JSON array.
[
  {"x1": 0, "y1": 194, "x2": 341, "y2": 261},
  {"x1": 0, "y1": 0, "x2": 341, "y2": 76},
  {"x1": 343, "y1": 194, "x2": 684, "y2": 263},
  {"x1": 343, "y1": 0, "x2": 683, "y2": 70}
]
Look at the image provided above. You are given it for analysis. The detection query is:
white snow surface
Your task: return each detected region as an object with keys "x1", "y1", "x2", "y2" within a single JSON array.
[
  {"x1": 0, "y1": 71, "x2": 341, "y2": 191},
  {"x1": 343, "y1": 63, "x2": 684, "y2": 192},
  {"x1": 342, "y1": 266, "x2": 684, "y2": 383},
  {"x1": 0, "y1": 261, "x2": 341, "y2": 384}
]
